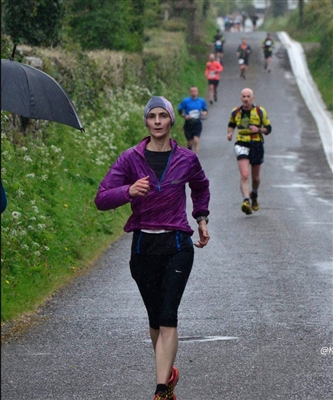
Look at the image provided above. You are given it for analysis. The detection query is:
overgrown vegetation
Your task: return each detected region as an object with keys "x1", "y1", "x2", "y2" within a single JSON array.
[{"x1": 1, "y1": 85, "x2": 151, "y2": 321}]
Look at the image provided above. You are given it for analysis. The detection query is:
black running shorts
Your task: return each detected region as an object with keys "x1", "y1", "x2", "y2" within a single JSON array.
[
  {"x1": 130, "y1": 230, "x2": 194, "y2": 329},
  {"x1": 234, "y1": 141, "x2": 264, "y2": 165},
  {"x1": 264, "y1": 50, "x2": 273, "y2": 59},
  {"x1": 207, "y1": 79, "x2": 219, "y2": 86},
  {"x1": 184, "y1": 120, "x2": 202, "y2": 140}
]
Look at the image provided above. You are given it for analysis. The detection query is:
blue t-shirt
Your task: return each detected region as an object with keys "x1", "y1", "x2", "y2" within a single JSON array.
[{"x1": 178, "y1": 97, "x2": 207, "y2": 122}]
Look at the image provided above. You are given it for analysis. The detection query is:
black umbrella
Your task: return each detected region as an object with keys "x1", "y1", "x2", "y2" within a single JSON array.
[{"x1": 1, "y1": 58, "x2": 84, "y2": 131}]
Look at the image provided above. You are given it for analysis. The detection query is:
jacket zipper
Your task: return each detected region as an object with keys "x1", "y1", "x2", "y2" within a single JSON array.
[{"x1": 144, "y1": 148, "x2": 174, "y2": 192}]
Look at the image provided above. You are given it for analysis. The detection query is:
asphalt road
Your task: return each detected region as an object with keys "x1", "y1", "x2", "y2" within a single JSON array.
[{"x1": 1, "y1": 32, "x2": 333, "y2": 400}]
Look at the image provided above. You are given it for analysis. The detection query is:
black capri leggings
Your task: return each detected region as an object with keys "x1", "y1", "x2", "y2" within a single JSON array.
[{"x1": 130, "y1": 231, "x2": 194, "y2": 330}]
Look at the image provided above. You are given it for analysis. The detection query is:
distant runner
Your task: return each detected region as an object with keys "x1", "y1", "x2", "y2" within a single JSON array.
[
  {"x1": 237, "y1": 38, "x2": 251, "y2": 79},
  {"x1": 251, "y1": 13, "x2": 259, "y2": 31},
  {"x1": 262, "y1": 32, "x2": 275, "y2": 72},
  {"x1": 178, "y1": 86, "x2": 208, "y2": 154},
  {"x1": 213, "y1": 29, "x2": 225, "y2": 64},
  {"x1": 205, "y1": 53, "x2": 223, "y2": 104},
  {"x1": 227, "y1": 88, "x2": 272, "y2": 215}
]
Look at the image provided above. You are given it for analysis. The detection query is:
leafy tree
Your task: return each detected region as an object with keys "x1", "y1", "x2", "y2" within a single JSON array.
[
  {"x1": 67, "y1": 0, "x2": 145, "y2": 52},
  {"x1": 3, "y1": 0, "x2": 64, "y2": 46},
  {"x1": 213, "y1": 0, "x2": 237, "y2": 16},
  {"x1": 143, "y1": 0, "x2": 162, "y2": 29},
  {"x1": 1, "y1": 34, "x2": 13, "y2": 59},
  {"x1": 299, "y1": 0, "x2": 304, "y2": 25},
  {"x1": 271, "y1": 0, "x2": 288, "y2": 17}
]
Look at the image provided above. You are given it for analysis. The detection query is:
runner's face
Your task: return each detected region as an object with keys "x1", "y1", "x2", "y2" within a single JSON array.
[
  {"x1": 241, "y1": 91, "x2": 254, "y2": 108},
  {"x1": 190, "y1": 87, "x2": 198, "y2": 98},
  {"x1": 146, "y1": 107, "x2": 172, "y2": 138}
]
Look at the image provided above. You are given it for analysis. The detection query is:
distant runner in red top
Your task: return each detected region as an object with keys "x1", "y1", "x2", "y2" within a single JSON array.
[{"x1": 205, "y1": 53, "x2": 223, "y2": 105}]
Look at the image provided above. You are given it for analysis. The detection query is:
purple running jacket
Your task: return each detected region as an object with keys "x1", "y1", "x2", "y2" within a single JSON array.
[{"x1": 95, "y1": 137, "x2": 210, "y2": 235}]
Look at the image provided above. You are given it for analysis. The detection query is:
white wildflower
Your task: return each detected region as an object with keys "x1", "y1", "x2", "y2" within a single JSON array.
[
  {"x1": 26, "y1": 173, "x2": 36, "y2": 178},
  {"x1": 23, "y1": 155, "x2": 33, "y2": 162},
  {"x1": 12, "y1": 211, "x2": 21, "y2": 219},
  {"x1": 50, "y1": 145, "x2": 62, "y2": 153}
]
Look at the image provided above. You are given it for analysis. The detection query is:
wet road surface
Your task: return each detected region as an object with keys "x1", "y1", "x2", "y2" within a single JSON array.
[{"x1": 1, "y1": 31, "x2": 333, "y2": 400}]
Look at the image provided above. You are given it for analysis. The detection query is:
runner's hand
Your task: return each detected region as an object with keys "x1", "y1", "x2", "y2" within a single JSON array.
[
  {"x1": 129, "y1": 176, "x2": 150, "y2": 197},
  {"x1": 194, "y1": 222, "x2": 210, "y2": 248},
  {"x1": 249, "y1": 125, "x2": 260, "y2": 133}
]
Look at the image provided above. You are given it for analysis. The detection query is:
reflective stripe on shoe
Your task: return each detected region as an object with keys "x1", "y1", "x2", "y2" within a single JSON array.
[
  {"x1": 153, "y1": 394, "x2": 176, "y2": 400},
  {"x1": 167, "y1": 366, "x2": 179, "y2": 398},
  {"x1": 154, "y1": 394, "x2": 168, "y2": 400}
]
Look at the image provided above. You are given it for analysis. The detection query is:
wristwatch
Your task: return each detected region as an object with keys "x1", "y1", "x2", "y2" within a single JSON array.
[{"x1": 196, "y1": 216, "x2": 209, "y2": 224}]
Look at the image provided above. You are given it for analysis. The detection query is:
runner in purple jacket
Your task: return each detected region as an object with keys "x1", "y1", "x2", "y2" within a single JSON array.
[{"x1": 95, "y1": 96, "x2": 210, "y2": 400}]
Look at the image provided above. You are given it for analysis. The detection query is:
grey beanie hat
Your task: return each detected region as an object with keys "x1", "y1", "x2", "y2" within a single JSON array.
[{"x1": 143, "y1": 96, "x2": 176, "y2": 126}]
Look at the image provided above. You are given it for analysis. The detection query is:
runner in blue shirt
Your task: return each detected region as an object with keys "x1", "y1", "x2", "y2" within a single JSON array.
[{"x1": 178, "y1": 86, "x2": 208, "y2": 154}]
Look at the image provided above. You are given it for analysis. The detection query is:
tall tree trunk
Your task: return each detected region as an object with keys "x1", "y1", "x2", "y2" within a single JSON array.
[
  {"x1": 299, "y1": 0, "x2": 304, "y2": 26},
  {"x1": 202, "y1": 0, "x2": 209, "y2": 18}
]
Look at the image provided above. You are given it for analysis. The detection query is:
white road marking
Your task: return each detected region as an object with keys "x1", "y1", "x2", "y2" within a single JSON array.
[
  {"x1": 143, "y1": 335, "x2": 239, "y2": 344},
  {"x1": 179, "y1": 336, "x2": 239, "y2": 343},
  {"x1": 272, "y1": 184, "x2": 315, "y2": 188}
]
